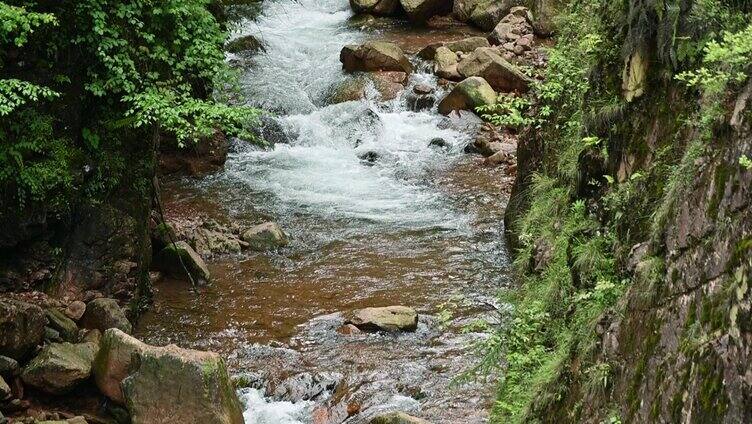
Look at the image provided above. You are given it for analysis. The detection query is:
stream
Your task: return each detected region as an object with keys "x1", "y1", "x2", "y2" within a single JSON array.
[{"x1": 136, "y1": 0, "x2": 514, "y2": 422}]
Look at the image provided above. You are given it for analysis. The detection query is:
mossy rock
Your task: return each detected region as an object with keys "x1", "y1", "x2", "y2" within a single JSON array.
[
  {"x1": 45, "y1": 308, "x2": 79, "y2": 342},
  {"x1": 21, "y1": 342, "x2": 98, "y2": 395},
  {"x1": 225, "y1": 35, "x2": 266, "y2": 54},
  {"x1": 154, "y1": 241, "x2": 211, "y2": 283},
  {"x1": 438, "y1": 76, "x2": 497, "y2": 115}
]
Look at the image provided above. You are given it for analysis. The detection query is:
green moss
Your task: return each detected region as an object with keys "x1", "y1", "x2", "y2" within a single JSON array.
[{"x1": 707, "y1": 163, "x2": 731, "y2": 219}]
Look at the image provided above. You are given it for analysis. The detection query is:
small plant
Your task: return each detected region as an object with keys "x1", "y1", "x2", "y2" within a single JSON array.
[
  {"x1": 477, "y1": 94, "x2": 535, "y2": 129},
  {"x1": 740, "y1": 154, "x2": 752, "y2": 170}
]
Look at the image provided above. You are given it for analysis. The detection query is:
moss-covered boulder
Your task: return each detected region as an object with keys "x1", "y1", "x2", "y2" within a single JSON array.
[
  {"x1": 350, "y1": 0, "x2": 401, "y2": 16},
  {"x1": 80, "y1": 298, "x2": 132, "y2": 334},
  {"x1": 45, "y1": 308, "x2": 79, "y2": 342},
  {"x1": 438, "y1": 76, "x2": 497, "y2": 115},
  {"x1": 469, "y1": 0, "x2": 526, "y2": 30},
  {"x1": 457, "y1": 47, "x2": 532, "y2": 92},
  {"x1": 241, "y1": 222, "x2": 289, "y2": 251},
  {"x1": 94, "y1": 328, "x2": 243, "y2": 424},
  {"x1": 370, "y1": 412, "x2": 430, "y2": 423},
  {"x1": 93, "y1": 328, "x2": 148, "y2": 403},
  {"x1": 0, "y1": 300, "x2": 46, "y2": 361},
  {"x1": 154, "y1": 240, "x2": 211, "y2": 283},
  {"x1": 399, "y1": 0, "x2": 451, "y2": 22},
  {"x1": 346, "y1": 306, "x2": 419, "y2": 332},
  {"x1": 224, "y1": 34, "x2": 265, "y2": 54},
  {"x1": 21, "y1": 342, "x2": 98, "y2": 395},
  {"x1": 340, "y1": 41, "x2": 413, "y2": 74}
]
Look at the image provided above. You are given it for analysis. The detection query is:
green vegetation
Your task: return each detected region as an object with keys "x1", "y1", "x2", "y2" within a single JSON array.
[
  {"x1": 476, "y1": 1, "x2": 752, "y2": 422},
  {"x1": 1, "y1": 0, "x2": 258, "y2": 217}
]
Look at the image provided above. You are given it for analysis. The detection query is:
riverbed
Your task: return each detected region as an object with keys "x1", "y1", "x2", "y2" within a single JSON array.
[{"x1": 136, "y1": 0, "x2": 514, "y2": 422}]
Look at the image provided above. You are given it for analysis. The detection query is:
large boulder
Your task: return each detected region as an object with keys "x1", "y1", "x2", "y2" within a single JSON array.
[
  {"x1": 350, "y1": 0, "x2": 401, "y2": 15},
  {"x1": 438, "y1": 76, "x2": 497, "y2": 115},
  {"x1": 154, "y1": 241, "x2": 211, "y2": 283},
  {"x1": 241, "y1": 222, "x2": 289, "y2": 251},
  {"x1": 469, "y1": 0, "x2": 526, "y2": 30},
  {"x1": 399, "y1": 0, "x2": 451, "y2": 22},
  {"x1": 45, "y1": 309, "x2": 79, "y2": 342},
  {"x1": 21, "y1": 342, "x2": 98, "y2": 395},
  {"x1": 93, "y1": 329, "x2": 148, "y2": 403},
  {"x1": 370, "y1": 412, "x2": 430, "y2": 424},
  {"x1": 93, "y1": 329, "x2": 243, "y2": 424},
  {"x1": 340, "y1": 41, "x2": 413, "y2": 74},
  {"x1": 80, "y1": 298, "x2": 132, "y2": 335},
  {"x1": 457, "y1": 47, "x2": 532, "y2": 92},
  {"x1": 0, "y1": 300, "x2": 46, "y2": 360},
  {"x1": 346, "y1": 306, "x2": 419, "y2": 332}
]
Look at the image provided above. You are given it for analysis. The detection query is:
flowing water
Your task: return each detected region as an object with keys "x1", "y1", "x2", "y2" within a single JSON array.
[{"x1": 136, "y1": 1, "x2": 514, "y2": 422}]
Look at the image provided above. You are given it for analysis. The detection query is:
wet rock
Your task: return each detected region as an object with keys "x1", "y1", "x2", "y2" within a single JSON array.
[
  {"x1": 154, "y1": 241, "x2": 211, "y2": 283},
  {"x1": 370, "y1": 412, "x2": 430, "y2": 423},
  {"x1": 350, "y1": 0, "x2": 401, "y2": 16},
  {"x1": 457, "y1": 47, "x2": 532, "y2": 92},
  {"x1": 417, "y1": 43, "x2": 443, "y2": 60},
  {"x1": 433, "y1": 46, "x2": 460, "y2": 80},
  {"x1": 254, "y1": 115, "x2": 293, "y2": 147},
  {"x1": 444, "y1": 36, "x2": 490, "y2": 53},
  {"x1": 399, "y1": 0, "x2": 451, "y2": 22},
  {"x1": 241, "y1": 222, "x2": 289, "y2": 252},
  {"x1": 21, "y1": 342, "x2": 98, "y2": 395},
  {"x1": 413, "y1": 84, "x2": 434, "y2": 95},
  {"x1": 429, "y1": 138, "x2": 451, "y2": 149},
  {"x1": 0, "y1": 300, "x2": 46, "y2": 360},
  {"x1": 63, "y1": 301, "x2": 86, "y2": 321},
  {"x1": 358, "y1": 151, "x2": 382, "y2": 164},
  {"x1": 80, "y1": 298, "x2": 132, "y2": 334},
  {"x1": 95, "y1": 328, "x2": 244, "y2": 424},
  {"x1": 438, "y1": 76, "x2": 496, "y2": 115},
  {"x1": 346, "y1": 306, "x2": 419, "y2": 332},
  {"x1": 44, "y1": 309, "x2": 78, "y2": 342},
  {"x1": 270, "y1": 372, "x2": 341, "y2": 402},
  {"x1": 405, "y1": 93, "x2": 435, "y2": 112},
  {"x1": 0, "y1": 356, "x2": 19, "y2": 377},
  {"x1": 347, "y1": 13, "x2": 378, "y2": 28},
  {"x1": 341, "y1": 41, "x2": 413, "y2": 74},
  {"x1": 225, "y1": 35, "x2": 266, "y2": 54}
]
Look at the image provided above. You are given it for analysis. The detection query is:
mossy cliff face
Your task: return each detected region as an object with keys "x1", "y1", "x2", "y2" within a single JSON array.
[
  {"x1": 521, "y1": 98, "x2": 751, "y2": 424},
  {"x1": 499, "y1": 1, "x2": 751, "y2": 422}
]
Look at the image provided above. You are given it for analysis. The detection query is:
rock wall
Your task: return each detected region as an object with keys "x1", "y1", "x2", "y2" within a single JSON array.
[
  {"x1": 521, "y1": 87, "x2": 752, "y2": 423},
  {"x1": 503, "y1": 11, "x2": 752, "y2": 424}
]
